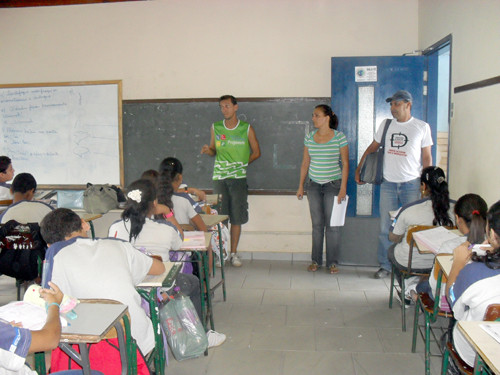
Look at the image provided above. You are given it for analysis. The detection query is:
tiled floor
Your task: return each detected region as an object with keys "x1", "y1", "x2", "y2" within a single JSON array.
[{"x1": 0, "y1": 259, "x2": 446, "y2": 374}]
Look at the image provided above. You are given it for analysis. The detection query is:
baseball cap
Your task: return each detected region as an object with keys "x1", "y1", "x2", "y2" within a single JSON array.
[{"x1": 385, "y1": 90, "x2": 413, "y2": 103}]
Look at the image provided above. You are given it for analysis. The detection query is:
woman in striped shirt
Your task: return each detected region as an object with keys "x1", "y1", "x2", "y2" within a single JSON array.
[{"x1": 297, "y1": 104, "x2": 349, "y2": 274}]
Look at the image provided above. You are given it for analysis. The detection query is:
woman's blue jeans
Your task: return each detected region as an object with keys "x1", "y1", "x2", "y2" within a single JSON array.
[{"x1": 306, "y1": 179, "x2": 341, "y2": 268}]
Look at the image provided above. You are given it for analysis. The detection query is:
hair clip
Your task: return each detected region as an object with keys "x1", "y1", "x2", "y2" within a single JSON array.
[{"x1": 127, "y1": 189, "x2": 142, "y2": 203}]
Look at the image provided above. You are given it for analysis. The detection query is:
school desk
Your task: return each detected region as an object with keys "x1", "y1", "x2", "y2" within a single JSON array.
[
  {"x1": 179, "y1": 231, "x2": 215, "y2": 331},
  {"x1": 35, "y1": 299, "x2": 134, "y2": 375},
  {"x1": 136, "y1": 261, "x2": 181, "y2": 375},
  {"x1": 200, "y1": 213, "x2": 229, "y2": 301},
  {"x1": 458, "y1": 321, "x2": 500, "y2": 374}
]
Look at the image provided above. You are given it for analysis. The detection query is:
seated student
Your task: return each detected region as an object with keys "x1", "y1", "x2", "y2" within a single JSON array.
[
  {"x1": 40, "y1": 208, "x2": 165, "y2": 361},
  {"x1": 415, "y1": 193, "x2": 487, "y2": 302},
  {"x1": 388, "y1": 167, "x2": 455, "y2": 299},
  {"x1": 446, "y1": 200, "x2": 500, "y2": 368},
  {"x1": 108, "y1": 180, "x2": 225, "y2": 347},
  {"x1": 0, "y1": 173, "x2": 53, "y2": 224},
  {"x1": 0, "y1": 156, "x2": 15, "y2": 201},
  {"x1": 158, "y1": 157, "x2": 208, "y2": 232},
  {"x1": 0, "y1": 282, "x2": 64, "y2": 375}
]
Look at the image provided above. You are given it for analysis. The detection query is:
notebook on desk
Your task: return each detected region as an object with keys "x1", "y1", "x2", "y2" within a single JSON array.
[{"x1": 138, "y1": 261, "x2": 182, "y2": 289}]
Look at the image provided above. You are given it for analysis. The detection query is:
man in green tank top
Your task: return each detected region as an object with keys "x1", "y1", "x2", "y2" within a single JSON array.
[{"x1": 201, "y1": 95, "x2": 260, "y2": 267}]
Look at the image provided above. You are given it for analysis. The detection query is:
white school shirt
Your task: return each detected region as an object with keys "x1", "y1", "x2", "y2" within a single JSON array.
[
  {"x1": 374, "y1": 117, "x2": 433, "y2": 183},
  {"x1": 47, "y1": 237, "x2": 155, "y2": 355},
  {"x1": 109, "y1": 218, "x2": 183, "y2": 261},
  {"x1": 391, "y1": 198, "x2": 455, "y2": 269},
  {"x1": 0, "y1": 200, "x2": 54, "y2": 224},
  {"x1": 172, "y1": 194, "x2": 198, "y2": 225},
  {"x1": 0, "y1": 183, "x2": 12, "y2": 201}
]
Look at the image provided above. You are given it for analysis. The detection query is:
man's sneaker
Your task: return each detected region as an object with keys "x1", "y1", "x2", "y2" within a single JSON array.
[
  {"x1": 373, "y1": 268, "x2": 391, "y2": 279},
  {"x1": 230, "y1": 254, "x2": 242, "y2": 267},
  {"x1": 207, "y1": 330, "x2": 226, "y2": 348}
]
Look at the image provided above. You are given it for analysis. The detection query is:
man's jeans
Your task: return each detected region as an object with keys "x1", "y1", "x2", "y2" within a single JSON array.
[
  {"x1": 378, "y1": 178, "x2": 420, "y2": 271},
  {"x1": 306, "y1": 179, "x2": 341, "y2": 268}
]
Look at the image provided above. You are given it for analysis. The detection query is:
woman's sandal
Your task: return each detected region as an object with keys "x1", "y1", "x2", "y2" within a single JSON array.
[
  {"x1": 307, "y1": 263, "x2": 319, "y2": 272},
  {"x1": 329, "y1": 265, "x2": 339, "y2": 274}
]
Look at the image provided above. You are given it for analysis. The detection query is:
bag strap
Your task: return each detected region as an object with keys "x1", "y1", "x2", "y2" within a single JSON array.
[{"x1": 380, "y1": 119, "x2": 391, "y2": 149}]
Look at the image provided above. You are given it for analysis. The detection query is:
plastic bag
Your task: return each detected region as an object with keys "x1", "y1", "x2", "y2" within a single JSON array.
[{"x1": 159, "y1": 288, "x2": 208, "y2": 361}]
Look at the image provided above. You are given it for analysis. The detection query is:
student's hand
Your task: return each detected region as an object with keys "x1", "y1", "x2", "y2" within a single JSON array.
[
  {"x1": 192, "y1": 188, "x2": 206, "y2": 201},
  {"x1": 296, "y1": 187, "x2": 304, "y2": 200},
  {"x1": 354, "y1": 167, "x2": 365, "y2": 185},
  {"x1": 40, "y1": 282, "x2": 63, "y2": 306},
  {"x1": 9, "y1": 321, "x2": 23, "y2": 328}
]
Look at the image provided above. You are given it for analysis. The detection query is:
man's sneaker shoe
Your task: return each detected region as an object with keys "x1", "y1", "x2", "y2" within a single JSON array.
[
  {"x1": 207, "y1": 330, "x2": 226, "y2": 348},
  {"x1": 373, "y1": 268, "x2": 391, "y2": 279},
  {"x1": 230, "y1": 254, "x2": 242, "y2": 267}
]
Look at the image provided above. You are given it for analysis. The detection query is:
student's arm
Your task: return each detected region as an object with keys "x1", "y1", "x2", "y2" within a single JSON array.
[
  {"x1": 296, "y1": 146, "x2": 310, "y2": 200},
  {"x1": 155, "y1": 203, "x2": 184, "y2": 237},
  {"x1": 190, "y1": 214, "x2": 208, "y2": 232},
  {"x1": 446, "y1": 242, "x2": 471, "y2": 297},
  {"x1": 148, "y1": 258, "x2": 166, "y2": 276},
  {"x1": 337, "y1": 145, "x2": 349, "y2": 203},
  {"x1": 188, "y1": 187, "x2": 206, "y2": 201},
  {"x1": 248, "y1": 125, "x2": 261, "y2": 164},
  {"x1": 29, "y1": 282, "x2": 63, "y2": 353},
  {"x1": 200, "y1": 127, "x2": 216, "y2": 157},
  {"x1": 354, "y1": 140, "x2": 380, "y2": 184},
  {"x1": 421, "y1": 146, "x2": 432, "y2": 169},
  {"x1": 389, "y1": 232, "x2": 404, "y2": 243}
]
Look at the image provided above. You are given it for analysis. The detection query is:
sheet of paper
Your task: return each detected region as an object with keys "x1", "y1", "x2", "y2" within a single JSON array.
[
  {"x1": 330, "y1": 195, "x2": 349, "y2": 227},
  {"x1": 481, "y1": 323, "x2": 500, "y2": 345},
  {"x1": 413, "y1": 226, "x2": 460, "y2": 254},
  {"x1": 0, "y1": 301, "x2": 68, "y2": 330}
]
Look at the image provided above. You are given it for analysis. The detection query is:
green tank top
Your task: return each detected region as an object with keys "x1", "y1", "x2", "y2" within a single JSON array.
[{"x1": 213, "y1": 120, "x2": 250, "y2": 180}]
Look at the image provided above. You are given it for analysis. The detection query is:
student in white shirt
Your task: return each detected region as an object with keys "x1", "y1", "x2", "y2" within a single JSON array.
[
  {"x1": 0, "y1": 156, "x2": 15, "y2": 201},
  {"x1": 415, "y1": 193, "x2": 487, "y2": 303},
  {"x1": 109, "y1": 179, "x2": 226, "y2": 347},
  {"x1": 0, "y1": 173, "x2": 53, "y2": 225}
]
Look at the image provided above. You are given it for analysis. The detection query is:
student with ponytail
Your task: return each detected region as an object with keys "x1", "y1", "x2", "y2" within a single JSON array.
[
  {"x1": 415, "y1": 193, "x2": 488, "y2": 302},
  {"x1": 446, "y1": 200, "x2": 500, "y2": 367},
  {"x1": 388, "y1": 166, "x2": 455, "y2": 274}
]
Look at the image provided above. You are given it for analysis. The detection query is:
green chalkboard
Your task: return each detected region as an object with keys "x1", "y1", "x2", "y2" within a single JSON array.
[{"x1": 122, "y1": 98, "x2": 328, "y2": 192}]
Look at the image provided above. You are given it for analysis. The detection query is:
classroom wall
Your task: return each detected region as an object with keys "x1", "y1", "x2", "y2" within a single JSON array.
[
  {"x1": 1, "y1": 0, "x2": 498, "y2": 255},
  {"x1": 0, "y1": 0, "x2": 418, "y2": 98},
  {"x1": 418, "y1": 0, "x2": 500, "y2": 206}
]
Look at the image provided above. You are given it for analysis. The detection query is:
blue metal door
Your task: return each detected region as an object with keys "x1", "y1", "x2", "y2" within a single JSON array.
[{"x1": 331, "y1": 56, "x2": 428, "y2": 218}]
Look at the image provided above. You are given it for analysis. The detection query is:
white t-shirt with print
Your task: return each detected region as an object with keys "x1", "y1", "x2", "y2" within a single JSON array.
[{"x1": 375, "y1": 117, "x2": 433, "y2": 183}]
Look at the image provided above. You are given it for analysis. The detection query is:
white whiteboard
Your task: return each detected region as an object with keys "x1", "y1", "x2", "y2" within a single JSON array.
[{"x1": 0, "y1": 81, "x2": 123, "y2": 187}]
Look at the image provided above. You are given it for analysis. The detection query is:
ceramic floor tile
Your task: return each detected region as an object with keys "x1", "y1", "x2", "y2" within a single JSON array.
[
  {"x1": 227, "y1": 304, "x2": 287, "y2": 326},
  {"x1": 242, "y1": 274, "x2": 291, "y2": 289},
  {"x1": 251, "y1": 324, "x2": 316, "y2": 351},
  {"x1": 315, "y1": 326, "x2": 384, "y2": 352},
  {"x1": 352, "y1": 352, "x2": 426, "y2": 375},
  {"x1": 262, "y1": 288, "x2": 314, "y2": 305},
  {"x1": 207, "y1": 348, "x2": 283, "y2": 375},
  {"x1": 282, "y1": 351, "x2": 355, "y2": 375},
  {"x1": 314, "y1": 290, "x2": 370, "y2": 307},
  {"x1": 341, "y1": 306, "x2": 406, "y2": 328}
]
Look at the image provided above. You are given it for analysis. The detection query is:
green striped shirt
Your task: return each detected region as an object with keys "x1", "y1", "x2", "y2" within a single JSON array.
[{"x1": 305, "y1": 130, "x2": 348, "y2": 184}]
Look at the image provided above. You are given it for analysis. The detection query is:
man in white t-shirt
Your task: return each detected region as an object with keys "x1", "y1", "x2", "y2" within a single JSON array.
[{"x1": 355, "y1": 90, "x2": 433, "y2": 278}]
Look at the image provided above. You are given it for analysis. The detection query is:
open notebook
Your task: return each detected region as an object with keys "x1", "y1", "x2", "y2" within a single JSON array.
[
  {"x1": 412, "y1": 227, "x2": 460, "y2": 254},
  {"x1": 138, "y1": 261, "x2": 182, "y2": 289}
]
